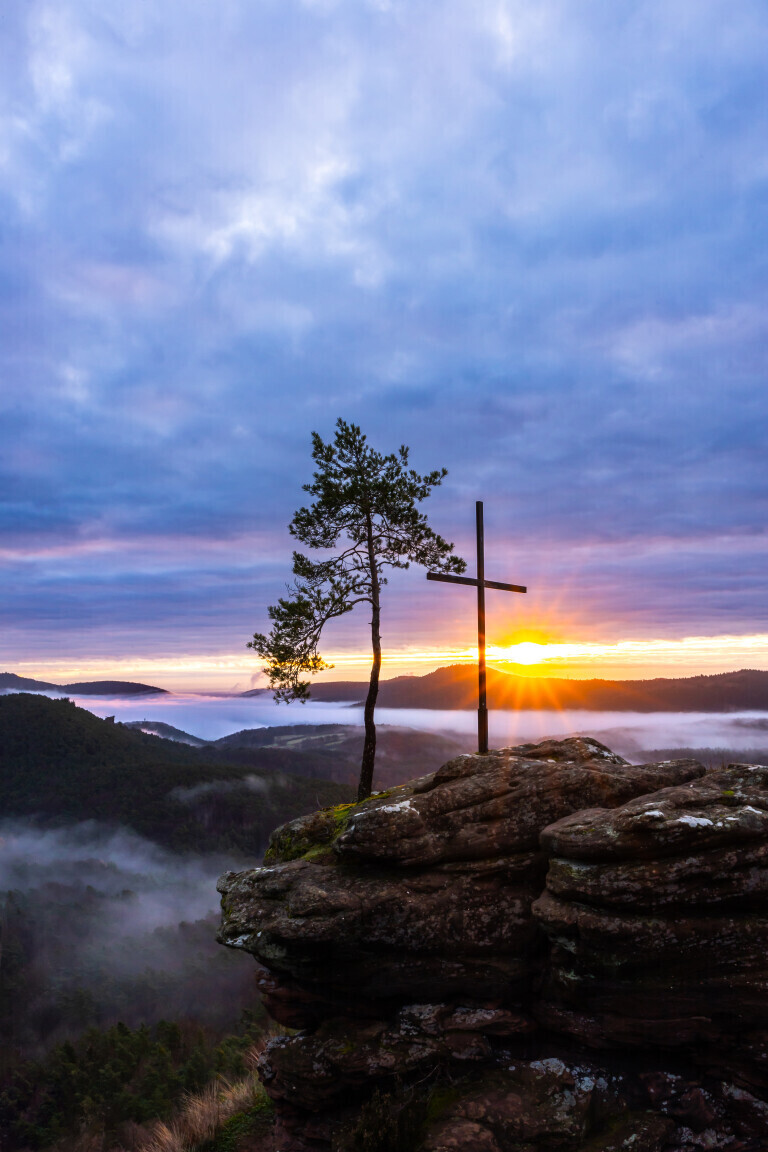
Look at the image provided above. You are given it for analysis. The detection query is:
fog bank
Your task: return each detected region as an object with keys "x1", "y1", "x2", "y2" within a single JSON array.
[
  {"x1": 0, "y1": 820, "x2": 256, "y2": 1054},
  {"x1": 50, "y1": 692, "x2": 768, "y2": 761}
]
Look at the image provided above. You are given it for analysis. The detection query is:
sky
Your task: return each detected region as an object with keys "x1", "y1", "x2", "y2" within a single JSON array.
[{"x1": 2, "y1": 0, "x2": 768, "y2": 691}]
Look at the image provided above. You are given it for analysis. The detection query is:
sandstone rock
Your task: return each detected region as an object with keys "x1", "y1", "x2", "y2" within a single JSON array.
[
  {"x1": 714, "y1": 1081, "x2": 768, "y2": 1141},
  {"x1": 534, "y1": 762, "x2": 768, "y2": 1067},
  {"x1": 421, "y1": 1057, "x2": 634, "y2": 1152},
  {"x1": 579, "y1": 1112, "x2": 676, "y2": 1151},
  {"x1": 420, "y1": 1063, "x2": 763, "y2": 1151},
  {"x1": 219, "y1": 742, "x2": 703, "y2": 1022},
  {"x1": 214, "y1": 738, "x2": 768, "y2": 1151},
  {"x1": 540, "y1": 764, "x2": 768, "y2": 862},
  {"x1": 703, "y1": 1031, "x2": 768, "y2": 1094},
  {"x1": 220, "y1": 852, "x2": 545, "y2": 961},
  {"x1": 334, "y1": 747, "x2": 705, "y2": 867},
  {"x1": 260, "y1": 740, "x2": 704, "y2": 871},
  {"x1": 502, "y1": 737, "x2": 629, "y2": 764},
  {"x1": 258, "y1": 1003, "x2": 533, "y2": 1109},
  {"x1": 418, "y1": 1062, "x2": 768, "y2": 1152},
  {"x1": 219, "y1": 852, "x2": 545, "y2": 1021},
  {"x1": 421, "y1": 1118, "x2": 503, "y2": 1151},
  {"x1": 545, "y1": 839, "x2": 768, "y2": 909}
]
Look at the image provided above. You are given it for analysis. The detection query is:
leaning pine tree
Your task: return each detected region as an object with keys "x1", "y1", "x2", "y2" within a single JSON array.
[{"x1": 249, "y1": 419, "x2": 466, "y2": 800}]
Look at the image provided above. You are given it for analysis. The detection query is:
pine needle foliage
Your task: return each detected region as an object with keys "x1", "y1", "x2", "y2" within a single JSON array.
[{"x1": 249, "y1": 420, "x2": 465, "y2": 799}]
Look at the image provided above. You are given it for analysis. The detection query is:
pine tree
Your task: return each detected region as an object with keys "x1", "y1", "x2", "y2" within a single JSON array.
[{"x1": 249, "y1": 419, "x2": 465, "y2": 799}]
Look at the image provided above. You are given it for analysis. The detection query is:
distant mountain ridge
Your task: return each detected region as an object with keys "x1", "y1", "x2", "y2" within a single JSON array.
[
  {"x1": 0, "y1": 672, "x2": 166, "y2": 696},
  {"x1": 6, "y1": 666, "x2": 768, "y2": 710},
  {"x1": 265, "y1": 665, "x2": 768, "y2": 712}
]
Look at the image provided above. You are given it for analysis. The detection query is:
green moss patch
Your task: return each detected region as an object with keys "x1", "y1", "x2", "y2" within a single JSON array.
[{"x1": 264, "y1": 801, "x2": 359, "y2": 863}]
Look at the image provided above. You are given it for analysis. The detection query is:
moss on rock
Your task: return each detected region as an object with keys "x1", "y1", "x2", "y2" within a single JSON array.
[{"x1": 264, "y1": 801, "x2": 359, "y2": 863}]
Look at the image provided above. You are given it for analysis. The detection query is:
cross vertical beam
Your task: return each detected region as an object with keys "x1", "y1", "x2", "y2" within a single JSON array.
[
  {"x1": 426, "y1": 501, "x2": 527, "y2": 754},
  {"x1": 476, "y1": 501, "x2": 488, "y2": 753}
]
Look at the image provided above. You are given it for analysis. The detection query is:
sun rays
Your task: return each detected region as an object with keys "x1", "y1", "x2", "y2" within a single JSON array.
[{"x1": 8, "y1": 630, "x2": 768, "y2": 692}]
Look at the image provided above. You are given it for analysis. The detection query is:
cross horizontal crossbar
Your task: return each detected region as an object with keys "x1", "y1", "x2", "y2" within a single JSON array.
[{"x1": 426, "y1": 571, "x2": 527, "y2": 595}]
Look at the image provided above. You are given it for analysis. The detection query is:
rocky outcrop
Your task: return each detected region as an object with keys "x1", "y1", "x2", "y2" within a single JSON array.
[
  {"x1": 535, "y1": 762, "x2": 768, "y2": 1090},
  {"x1": 218, "y1": 738, "x2": 768, "y2": 1150}
]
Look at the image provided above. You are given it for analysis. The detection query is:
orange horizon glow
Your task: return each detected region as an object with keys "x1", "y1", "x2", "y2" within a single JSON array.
[{"x1": 5, "y1": 630, "x2": 768, "y2": 692}]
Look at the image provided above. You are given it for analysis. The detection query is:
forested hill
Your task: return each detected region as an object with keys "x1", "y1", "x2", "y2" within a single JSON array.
[
  {"x1": 299, "y1": 665, "x2": 768, "y2": 711},
  {"x1": 0, "y1": 671, "x2": 166, "y2": 695},
  {"x1": 0, "y1": 693, "x2": 352, "y2": 854}
]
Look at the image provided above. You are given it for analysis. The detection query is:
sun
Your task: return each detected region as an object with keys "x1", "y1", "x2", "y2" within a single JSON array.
[
  {"x1": 486, "y1": 629, "x2": 559, "y2": 671},
  {"x1": 507, "y1": 641, "x2": 547, "y2": 665}
]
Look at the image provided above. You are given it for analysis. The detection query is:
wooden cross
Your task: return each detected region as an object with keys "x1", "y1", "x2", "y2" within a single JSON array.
[{"x1": 427, "y1": 501, "x2": 527, "y2": 754}]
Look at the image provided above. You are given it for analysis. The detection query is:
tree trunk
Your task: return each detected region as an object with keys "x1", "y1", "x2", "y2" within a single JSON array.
[{"x1": 359, "y1": 516, "x2": 381, "y2": 801}]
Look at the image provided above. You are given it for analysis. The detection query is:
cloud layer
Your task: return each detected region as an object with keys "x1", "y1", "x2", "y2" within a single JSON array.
[{"x1": 2, "y1": 0, "x2": 767, "y2": 670}]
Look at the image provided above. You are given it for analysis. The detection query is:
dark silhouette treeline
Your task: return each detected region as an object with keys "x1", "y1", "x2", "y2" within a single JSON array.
[{"x1": 298, "y1": 665, "x2": 768, "y2": 711}]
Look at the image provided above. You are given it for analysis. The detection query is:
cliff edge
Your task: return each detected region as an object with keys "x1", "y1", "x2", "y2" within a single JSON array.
[{"x1": 218, "y1": 737, "x2": 768, "y2": 1151}]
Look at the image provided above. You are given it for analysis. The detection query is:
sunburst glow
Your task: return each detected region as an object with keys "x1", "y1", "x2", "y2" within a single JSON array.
[
  {"x1": 7, "y1": 631, "x2": 768, "y2": 691},
  {"x1": 503, "y1": 641, "x2": 547, "y2": 665}
]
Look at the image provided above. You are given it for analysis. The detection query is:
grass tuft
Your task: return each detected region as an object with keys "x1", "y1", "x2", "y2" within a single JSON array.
[{"x1": 129, "y1": 1037, "x2": 275, "y2": 1152}]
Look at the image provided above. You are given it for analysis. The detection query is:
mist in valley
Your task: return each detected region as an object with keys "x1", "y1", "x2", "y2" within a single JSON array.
[
  {"x1": 0, "y1": 819, "x2": 257, "y2": 1058},
  {"x1": 3, "y1": 690, "x2": 767, "y2": 1062},
  {"x1": 50, "y1": 690, "x2": 768, "y2": 768}
]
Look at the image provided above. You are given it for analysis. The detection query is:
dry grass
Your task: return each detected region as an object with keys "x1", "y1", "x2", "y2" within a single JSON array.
[
  {"x1": 142, "y1": 1083, "x2": 222, "y2": 1152},
  {"x1": 111, "y1": 1036, "x2": 275, "y2": 1152}
]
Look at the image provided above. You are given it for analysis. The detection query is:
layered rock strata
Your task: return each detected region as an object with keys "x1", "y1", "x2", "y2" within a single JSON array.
[
  {"x1": 218, "y1": 738, "x2": 768, "y2": 1151},
  {"x1": 535, "y1": 763, "x2": 768, "y2": 1089}
]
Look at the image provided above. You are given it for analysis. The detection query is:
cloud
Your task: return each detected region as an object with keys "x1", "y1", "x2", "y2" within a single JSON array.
[{"x1": 1, "y1": 0, "x2": 768, "y2": 661}]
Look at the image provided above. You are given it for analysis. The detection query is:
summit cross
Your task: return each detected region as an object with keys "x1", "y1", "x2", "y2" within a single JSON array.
[{"x1": 426, "y1": 501, "x2": 527, "y2": 755}]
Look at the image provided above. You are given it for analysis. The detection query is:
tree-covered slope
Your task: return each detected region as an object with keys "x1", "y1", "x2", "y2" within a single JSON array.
[
  {"x1": 0, "y1": 694, "x2": 352, "y2": 853},
  {"x1": 212, "y1": 723, "x2": 470, "y2": 786}
]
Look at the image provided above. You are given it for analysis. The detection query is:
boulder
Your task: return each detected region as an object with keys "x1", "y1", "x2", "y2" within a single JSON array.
[
  {"x1": 219, "y1": 852, "x2": 546, "y2": 1023},
  {"x1": 534, "y1": 764, "x2": 768, "y2": 1077},
  {"x1": 420, "y1": 1057, "x2": 629, "y2": 1151},
  {"x1": 333, "y1": 743, "x2": 705, "y2": 867},
  {"x1": 418, "y1": 1060, "x2": 768, "y2": 1151},
  {"x1": 540, "y1": 764, "x2": 768, "y2": 863},
  {"x1": 218, "y1": 740, "x2": 703, "y2": 1025},
  {"x1": 216, "y1": 738, "x2": 768, "y2": 1150}
]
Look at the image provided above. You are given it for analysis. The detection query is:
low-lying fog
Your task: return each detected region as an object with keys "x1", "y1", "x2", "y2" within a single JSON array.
[
  {"x1": 41, "y1": 691, "x2": 768, "y2": 760},
  {"x1": 0, "y1": 820, "x2": 256, "y2": 1053},
  {"x1": 4, "y1": 691, "x2": 768, "y2": 1056}
]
